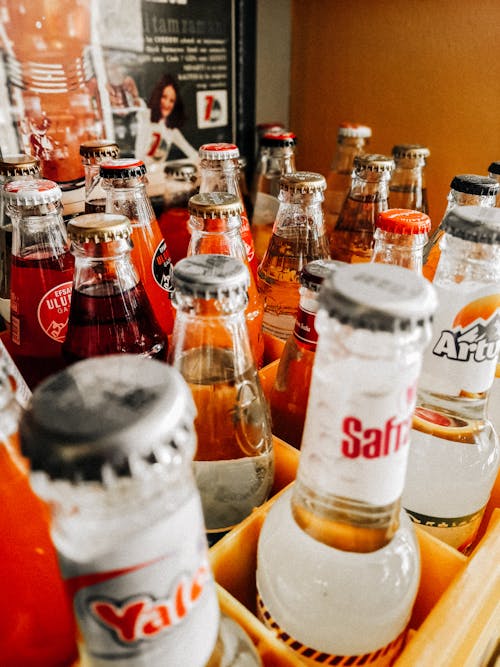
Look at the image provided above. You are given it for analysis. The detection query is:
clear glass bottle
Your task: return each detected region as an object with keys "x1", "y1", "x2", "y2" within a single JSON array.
[
  {"x1": 251, "y1": 131, "x2": 297, "y2": 262},
  {"x1": 371, "y1": 208, "x2": 431, "y2": 273},
  {"x1": 5, "y1": 178, "x2": 74, "y2": 389},
  {"x1": 257, "y1": 172, "x2": 331, "y2": 341},
  {"x1": 329, "y1": 153, "x2": 395, "y2": 263},
  {"x1": 270, "y1": 259, "x2": 343, "y2": 449},
  {"x1": 20, "y1": 354, "x2": 262, "y2": 667},
  {"x1": 169, "y1": 254, "x2": 274, "y2": 546},
  {"x1": 238, "y1": 155, "x2": 253, "y2": 222},
  {"x1": 0, "y1": 359, "x2": 77, "y2": 667},
  {"x1": 80, "y1": 139, "x2": 120, "y2": 214},
  {"x1": 486, "y1": 159, "x2": 500, "y2": 437},
  {"x1": 403, "y1": 205, "x2": 500, "y2": 553},
  {"x1": 388, "y1": 144, "x2": 430, "y2": 213},
  {"x1": 100, "y1": 157, "x2": 175, "y2": 336},
  {"x1": 187, "y1": 192, "x2": 264, "y2": 368},
  {"x1": 487, "y1": 160, "x2": 500, "y2": 207},
  {"x1": 257, "y1": 263, "x2": 437, "y2": 664},
  {"x1": 422, "y1": 173, "x2": 498, "y2": 282},
  {"x1": 0, "y1": 154, "x2": 41, "y2": 327},
  {"x1": 198, "y1": 143, "x2": 259, "y2": 280},
  {"x1": 324, "y1": 122, "x2": 372, "y2": 234},
  {"x1": 158, "y1": 161, "x2": 198, "y2": 265},
  {"x1": 63, "y1": 213, "x2": 166, "y2": 363}
]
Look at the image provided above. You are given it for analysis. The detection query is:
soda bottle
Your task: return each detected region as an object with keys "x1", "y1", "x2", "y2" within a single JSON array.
[
  {"x1": 5, "y1": 178, "x2": 74, "y2": 389},
  {"x1": 256, "y1": 263, "x2": 437, "y2": 664},
  {"x1": 371, "y1": 208, "x2": 432, "y2": 273},
  {"x1": 403, "y1": 206, "x2": 500, "y2": 553},
  {"x1": 158, "y1": 161, "x2": 198, "y2": 265},
  {"x1": 170, "y1": 254, "x2": 274, "y2": 545},
  {"x1": 250, "y1": 123, "x2": 287, "y2": 206},
  {"x1": 329, "y1": 153, "x2": 394, "y2": 263},
  {"x1": 388, "y1": 144, "x2": 430, "y2": 213},
  {"x1": 0, "y1": 154, "x2": 41, "y2": 328},
  {"x1": 269, "y1": 258, "x2": 343, "y2": 449},
  {"x1": 100, "y1": 158, "x2": 175, "y2": 336},
  {"x1": 2, "y1": 0, "x2": 106, "y2": 185},
  {"x1": 198, "y1": 142, "x2": 259, "y2": 279},
  {"x1": 19, "y1": 354, "x2": 263, "y2": 666},
  {"x1": 422, "y1": 173, "x2": 498, "y2": 282},
  {"x1": 486, "y1": 159, "x2": 500, "y2": 437},
  {"x1": 323, "y1": 121, "x2": 372, "y2": 234},
  {"x1": 251, "y1": 131, "x2": 297, "y2": 262},
  {"x1": 187, "y1": 192, "x2": 264, "y2": 368},
  {"x1": 0, "y1": 358, "x2": 78, "y2": 667},
  {"x1": 62, "y1": 213, "x2": 167, "y2": 363},
  {"x1": 238, "y1": 155, "x2": 254, "y2": 221},
  {"x1": 80, "y1": 139, "x2": 120, "y2": 214},
  {"x1": 487, "y1": 160, "x2": 500, "y2": 206},
  {"x1": 257, "y1": 171, "x2": 331, "y2": 341}
]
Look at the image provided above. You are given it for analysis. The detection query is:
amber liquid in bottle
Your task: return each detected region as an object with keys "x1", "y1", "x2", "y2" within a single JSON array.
[{"x1": 330, "y1": 195, "x2": 385, "y2": 263}]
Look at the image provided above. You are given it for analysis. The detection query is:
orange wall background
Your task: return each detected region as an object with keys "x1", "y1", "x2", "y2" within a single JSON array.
[{"x1": 288, "y1": 0, "x2": 500, "y2": 227}]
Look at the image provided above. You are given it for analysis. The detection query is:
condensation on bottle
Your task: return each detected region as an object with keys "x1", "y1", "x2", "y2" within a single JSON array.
[
  {"x1": 257, "y1": 263, "x2": 437, "y2": 664},
  {"x1": 63, "y1": 213, "x2": 167, "y2": 363},
  {"x1": 403, "y1": 205, "x2": 500, "y2": 553},
  {"x1": 80, "y1": 140, "x2": 120, "y2": 214},
  {"x1": 371, "y1": 208, "x2": 432, "y2": 273},
  {"x1": 388, "y1": 144, "x2": 430, "y2": 214},
  {"x1": 170, "y1": 254, "x2": 274, "y2": 546}
]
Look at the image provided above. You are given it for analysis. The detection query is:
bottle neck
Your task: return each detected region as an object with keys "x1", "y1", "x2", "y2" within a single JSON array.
[
  {"x1": 10, "y1": 205, "x2": 69, "y2": 256},
  {"x1": 292, "y1": 310, "x2": 430, "y2": 552},
  {"x1": 273, "y1": 191, "x2": 327, "y2": 238},
  {"x1": 188, "y1": 214, "x2": 248, "y2": 263},
  {"x1": 349, "y1": 170, "x2": 391, "y2": 202},
  {"x1": 103, "y1": 179, "x2": 155, "y2": 226},
  {"x1": 445, "y1": 189, "x2": 497, "y2": 212},
  {"x1": 199, "y1": 159, "x2": 242, "y2": 199},
  {"x1": 262, "y1": 148, "x2": 296, "y2": 177},
  {"x1": 371, "y1": 229, "x2": 427, "y2": 273},
  {"x1": 330, "y1": 136, "x2": 368, "y2": 173},
  {"x1": 70, "y1": 238, "x2": 139, "y2": 293}
]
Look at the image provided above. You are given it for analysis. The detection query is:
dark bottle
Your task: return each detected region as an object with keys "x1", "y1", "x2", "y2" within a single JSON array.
[
  {"x1": 80, "y1": 139, "x2": 120, "y2": 214},
  {"x1": 62, "y1": 213, "x2": 166, "y2": 363},
  {"x1": 388, "y1": 144, "x2": 430, "y2": 214},
  {"x1": 329, "y1": 153, "x2": 394, "y2": 263}
]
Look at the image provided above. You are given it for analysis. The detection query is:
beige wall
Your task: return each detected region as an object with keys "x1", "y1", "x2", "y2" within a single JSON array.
[{"x1": 289, "y1": 0, "x2": 500, "y2": 226}]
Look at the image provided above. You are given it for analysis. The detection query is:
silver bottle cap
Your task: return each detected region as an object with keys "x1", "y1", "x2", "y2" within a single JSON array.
[
  {"x1": 441, "y1": 205, "x2": 500, "y2": 244},
  {"x1": 301, "y1": 259, "x2": 346, "y2": 291},
  {"x1": 20, "y1": 355, "x2": 196, "y2": 481},
  {"x1": 279, "y1": 171, "x2": 326, "y2": 194},
  {"x1": 337, "y1": 122, "x2": 372, "y2": 139},
  {"x1": 3, "y1": 178, "x2": 62, "y2": 207},
  {"x1": 173, "y1": 254, "x2": 250, "y2": 300}
]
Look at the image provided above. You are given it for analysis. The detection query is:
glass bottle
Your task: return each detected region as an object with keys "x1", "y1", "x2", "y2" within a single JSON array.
[
  {"x1": 80, "y1": 139, "x2": 120, "y2": 214},
  {"x1": 0, "y1": 154, "x2": 41, "y2": 328},
  {"x1": 269, "y1": 259, "x2": 343, "y2": 449},
  {"x1": 19, "y1": 354, "x2": 262, "y2": 667},
  {"x1": 62, "y1": 213, "x2": 167, "y2": 363},
  {"x1": 0, "y1": 359, "x2": 78, "y2": 667},
  {"x1": 198, "y1": 143, "x2": 259, "y2": 279},
  {"x1": 100, "y1": 157, "x2": 175, "y2": 336},
  {"x1": 238, "y1": 155, "x2": 253, "y2": 221},
  {"x1": 371, "y1": 208, "x2": 431, "y2": 273},
  {"x1": 388, "y1": 144, "x2": 430, "y2": 213},
  {"x1": 486, "y1": 162, "x2": 500, "y2": 437},
  {"x1": 256, "y1": 263, "x2": 437, "y2": 664},
  {"x1": 257, "y1": 171, "x2": 331, "y2": 341},
  {"x1": 422, "y1": 173, "x2": 498, "y2": 282},
  {"x1": 5, "y1": 178, "x2": 74, "y2": 389},
  {"x1": 403, "y1": 206, "x2": 500, "y2": 553},
  {"x1": 187, "y1": 192, "x2": 264, "y2": 368},
  {"x1": 487, "y1": 160, "x2": 500, "y2": 207},
  {"x1": 251, "y1": 131, "x2": 297, "y2": 262},
  {"x1": 329, "y1": 153, "x2": 394, "y2": 263},
  {"x1": 323, "y1": 122, "x2": 372, "y2": 234},
  {"x1": 158, "y1": 161, "x2": 198, "y2": 265},
  {"x1": 170, "y1": 254, "x2": 274, "y2": 545}
]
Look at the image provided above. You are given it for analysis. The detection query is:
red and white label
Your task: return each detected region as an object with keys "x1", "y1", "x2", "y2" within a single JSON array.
[{"x1": 37, "y1": 281, "x2": 73, "y2": 342}]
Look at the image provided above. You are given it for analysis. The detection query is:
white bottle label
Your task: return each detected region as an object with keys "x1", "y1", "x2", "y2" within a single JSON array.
[{"x1": 420, "y1": 286, "x2": 500, "y2": 396}]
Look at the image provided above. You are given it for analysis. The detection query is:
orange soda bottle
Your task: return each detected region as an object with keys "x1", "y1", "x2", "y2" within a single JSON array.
[
  {"x1": 371, "y1": 208, "x2": 431, "y2": 273},
  {"x1": 100, "y1": 158, "x2": 175, "y2": 336}
]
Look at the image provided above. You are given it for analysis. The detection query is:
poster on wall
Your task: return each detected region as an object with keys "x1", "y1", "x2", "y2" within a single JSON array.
[{"x1": 0, "y1": 0, "x2": 253, "y2": 207}]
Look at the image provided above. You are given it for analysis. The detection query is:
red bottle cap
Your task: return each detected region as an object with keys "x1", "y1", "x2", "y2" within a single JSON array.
[
  {"x1": 260, "y1": 131, "x2": 297, "y2": 148},
  {"x1": 199, "y1": 143, "x2": 239, "y2": 160},
  {"x1": 99, "y1": 158, "x2": 146, "y2": 178},
  {"x1": 376, "y1": 209, "x2": 431, "y2": 235}
]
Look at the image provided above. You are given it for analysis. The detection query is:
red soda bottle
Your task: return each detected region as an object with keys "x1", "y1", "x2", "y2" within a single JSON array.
[
  {"x1": 62, "y1": 213, "x2": 167, "y2": 362},
  {"x1": 5, "y1": 178, "x2": 74, "y2": 389},
  {"x1": 100, "y1": 158, "x2": 175, "y2": 335}
]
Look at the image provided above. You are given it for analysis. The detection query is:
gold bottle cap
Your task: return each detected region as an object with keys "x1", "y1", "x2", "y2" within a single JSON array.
[
  {"x1": 392, "y1": 144, "x2": 430, "y2": 160},
  {"x1": 79, "y1": 140, "x2": 120, "y2": 159},
  {"x1": 353, "y1": 153, "x2": 395, "y2": 173},
  {"x1": 188, "y1": 192, "x2": 243, "y2": 218},
  {"x1": 67, "y1": 213, "x2": 132, "y2": 243},
  {"x1": 279, "y1": 171, "x2": 326, "y2": 193},
  {"x1": 0, "y1": 154, "x2": 40, "y2": 178}
]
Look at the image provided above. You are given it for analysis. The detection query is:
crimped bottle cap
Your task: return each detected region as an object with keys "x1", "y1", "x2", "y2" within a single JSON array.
[
  {"x1": 449, "y1": 174, "x2": 499, "y2": 196},
  {"x1": 79, "y1": 140, "x2": 120, "y2": 159},
  {"x1": 391, "y1": 144, "x2": 430, "y2": 160},
  {"x1": 3, "y1": 178, "x2": 62, "y2": 206},
  {"x1": 301, "y1": 259, "x2": 346, "y2": 291},
  {"x1": 279, "y1": 171, "x2": 326, "y2": 193},
  {"x1": 318, "y1": 263, "x2": 437, "y2": 332},
  {"x1": 164, "y1": 162, "x2": 198, "y2": 180},
  {"x1": 488, "y1": 161, "x2": 500, "y2": 176},
  {"x1": 441, "y1": 205, "x2": 500, "y2": 244},
  {"x1": 0, "y1": 154, "x2": 40, "y2": 178},
  {"x1": 67, "y1": 213, "x2": 132, "y2": 243},
  {"x1": 337, "y1": 122, "x2": 372, "y2": 138},
  {"x1": 173, "y1": 254, "x2": 249, "y2": 300},
  {"x1": 353, "y1": 153, "x2": 395, "y2": 173},
  {"x1": 100, "y1": 158, "x2": 147, "y2": 179},
  {"x1": 188, "y1": 192, "x2": 243, "y2": 217},
  {"x1": 19, "y1": 355, "x2": 196, "y2": 482},
  {"x1": 376, "y1": 209, "x2": 431, "y2": 235},
  {"x1": 199, "y1": 143, "x2": 240, "y2": 160},
  {"x1": 260, "y1": 131, "x2": 297, "y2": 148}
]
